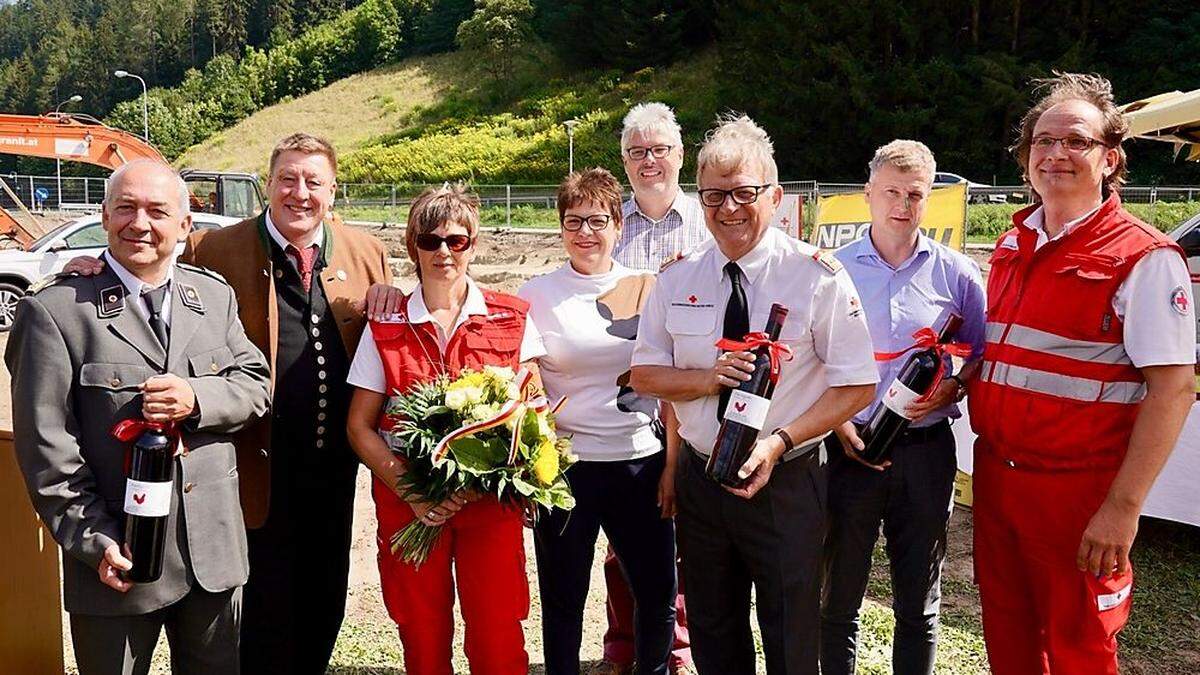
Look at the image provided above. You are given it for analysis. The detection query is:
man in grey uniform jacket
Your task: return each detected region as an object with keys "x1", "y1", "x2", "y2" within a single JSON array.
[{"x1": 6, "y1": 160, "x2": 271, "y2": 674}]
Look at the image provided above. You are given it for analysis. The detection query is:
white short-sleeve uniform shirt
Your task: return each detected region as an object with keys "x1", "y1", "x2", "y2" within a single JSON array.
[{"x1": 632, "y1": 227, "x2": 879, "y2": 456}]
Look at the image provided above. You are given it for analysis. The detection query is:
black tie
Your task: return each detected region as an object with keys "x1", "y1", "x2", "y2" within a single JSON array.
[
  {"x1": 142, "y1": 285, "x2": 169, "y2": 349},
  {"x1": 718, "y1": 261, "x2": 749, "y2": 421}
]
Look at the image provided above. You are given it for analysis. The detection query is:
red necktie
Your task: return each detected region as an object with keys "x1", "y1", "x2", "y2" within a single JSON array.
[{"x1": 285, "y1": 244, "x2": 318, "y2": 292}]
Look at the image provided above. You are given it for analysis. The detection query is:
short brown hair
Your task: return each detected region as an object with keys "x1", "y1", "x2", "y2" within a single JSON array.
[
  {"x1": 269, "y1": 133, "x2": 338, "y2": 176},
  {"x1": 1013, "y1": 72, "x2": 1129, "y2": 198},
  {"x1": 556, "y1": 168, "x2": 624, "y2": 227},
  {"x1": 405, "y1": 183, "x2": 480, "y2": 278}
]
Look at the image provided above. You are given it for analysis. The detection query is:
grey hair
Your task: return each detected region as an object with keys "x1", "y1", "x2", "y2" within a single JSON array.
[
  {"x1": 621, "y1": 102, "x2": 684, "y2": 151},
  {"x1": 695, "y1": 113, "x2": 778, "y2": 185},
  {"x1": 105, "y1": 159, "x2": 191, "y2": 213},
  {"x1": 868, "y1": 140, "x2": 937, "y2": 182}
]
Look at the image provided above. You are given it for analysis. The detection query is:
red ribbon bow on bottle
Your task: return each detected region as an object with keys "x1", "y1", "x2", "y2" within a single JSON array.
[
  {"x1": 715, "y1": 332, "x2": 795, "y2": 384},
  {"x1": 111, "y1": 418, "x2": 176, "y2": 442},
  {"x1": 873, "y1": 327, "x2": 972, "y2": 402}
]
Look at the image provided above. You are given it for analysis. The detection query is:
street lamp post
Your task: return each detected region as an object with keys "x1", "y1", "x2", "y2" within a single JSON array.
[
  {"x1": 113, "y1": 70, "x2": 149, "y2": 142},
  {"x1": 53, "y1": 95, "x2": 83, "y2": 209},
  {"x1": 563, "y1": 119, "x2": 580, "y2": 174}
]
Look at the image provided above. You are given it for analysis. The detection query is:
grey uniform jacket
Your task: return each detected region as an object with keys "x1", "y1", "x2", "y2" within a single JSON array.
[{"x1": 5, "y1": 261, "x2": 271, "y2": 616}]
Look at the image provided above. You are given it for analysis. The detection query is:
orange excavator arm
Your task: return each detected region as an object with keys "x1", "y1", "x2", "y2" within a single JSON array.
[
  {"x1": 0, "y1": 113, "x2": 164, "y2": 168},
  {"x1": 0, "y1": 113, "x2": 165, "y2": 247}
]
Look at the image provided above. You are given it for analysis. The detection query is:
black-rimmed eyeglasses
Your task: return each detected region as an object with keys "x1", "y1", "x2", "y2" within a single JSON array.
[
  {"x1": 561, "y1": 214, "x2": 613, "y2": 232},
  {"x1": 698, "y1": 184, "x2": 772, "y2": 208},
  {"x1": 624, "y1": 145, "x2": 674, "y2": 161}
]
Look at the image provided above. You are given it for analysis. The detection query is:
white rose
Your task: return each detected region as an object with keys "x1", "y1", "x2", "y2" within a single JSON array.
[{"x1": 445, "y1": 388, "x2": 469, "y2": 411}]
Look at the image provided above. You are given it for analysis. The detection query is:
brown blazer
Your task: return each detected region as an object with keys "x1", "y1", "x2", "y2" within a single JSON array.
[{"x1": 181, "y1": 212, "x2": 393, "y2": 527}]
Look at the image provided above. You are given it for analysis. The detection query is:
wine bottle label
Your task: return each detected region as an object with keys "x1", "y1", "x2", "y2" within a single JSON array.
[
  {"x1": 724, "y1": 389, "x2": 771, "y2": 430},
  {"x1": 882, "y1": 379, "x2": 922, "y2": 420},
  {"x1": 124, "y1": 479, "x2": 172, "y2": 517}
]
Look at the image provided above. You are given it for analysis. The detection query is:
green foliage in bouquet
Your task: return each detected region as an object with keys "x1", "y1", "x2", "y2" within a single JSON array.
[{"x1": 382, "y1": 367, "x2": 575, "y2": 565}]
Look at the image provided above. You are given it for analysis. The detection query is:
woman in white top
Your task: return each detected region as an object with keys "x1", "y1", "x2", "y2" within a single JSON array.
[{"x1": 519, "y1": 168, "x2": 678, "y2": 675}]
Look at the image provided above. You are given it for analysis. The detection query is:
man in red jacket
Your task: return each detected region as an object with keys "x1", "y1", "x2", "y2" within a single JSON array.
[{"x1": 969, "y1": 72, "x2": 1195, "y2": 674}]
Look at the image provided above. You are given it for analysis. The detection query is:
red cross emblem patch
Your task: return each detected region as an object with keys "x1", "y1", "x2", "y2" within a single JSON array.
[
  {"x1": 688, "y1": 294, "x2": 698, "y2": 304},
  {"x1": 1170, "y1": 286, "x2": 1190, "y2": 315}
]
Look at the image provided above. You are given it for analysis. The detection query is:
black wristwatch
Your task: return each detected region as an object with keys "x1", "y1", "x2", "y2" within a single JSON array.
[
  {"x1": 948, "y1": 374, "x2": 968, "y2": 401},
  {"x1": 772, "y1": 427, "x2": 795, "y2": 453}
]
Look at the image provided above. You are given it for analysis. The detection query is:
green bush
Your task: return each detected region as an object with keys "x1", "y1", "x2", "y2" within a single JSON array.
[
  {"x1": 106, "y1": 0, "x2": 424, "y2": 160},
  {"x1": 965, "y1": 201, "x2": 1200, "y2": 241}
]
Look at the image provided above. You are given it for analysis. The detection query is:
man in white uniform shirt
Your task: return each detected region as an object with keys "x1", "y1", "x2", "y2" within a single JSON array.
[{"x1": 630, "y1": 115, "x2": 877, "y2": 675}]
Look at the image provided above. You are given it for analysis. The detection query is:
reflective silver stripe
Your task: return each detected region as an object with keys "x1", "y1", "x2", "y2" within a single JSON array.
[
  {"x1": 980, "y1": 360, "x2": 1145, "y2": 404},
  {"x1": 1002, "y1": 324, "x2": 1133, "y2": 365},
  {"x1": 985, "y1": 321, "x2": 1007, "y2": 343}
]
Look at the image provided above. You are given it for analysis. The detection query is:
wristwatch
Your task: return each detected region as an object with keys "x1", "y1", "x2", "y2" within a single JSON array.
[
  {"x1": 948, "y1": 374, "x2": 968, "y2": 402},
  {"x1": 772, "y1": 427, "x2": 795, "y2": 452}
]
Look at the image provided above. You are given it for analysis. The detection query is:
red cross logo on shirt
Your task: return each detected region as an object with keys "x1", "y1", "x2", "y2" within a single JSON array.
[
  {"x1": 1171, "y1": 286, "x2": 1190, "y2": 315},
  {"x1": 688, "y1": 294, "x2": 698, "y2": 304}
]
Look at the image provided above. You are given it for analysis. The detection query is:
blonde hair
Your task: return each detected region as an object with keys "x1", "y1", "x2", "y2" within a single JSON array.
[
  {"x1": 1013, "y1": 72, "x2": 1129, "y2": 196},
  {"x1": 868, "y1": 140, "x2": 936, "y2": 182},
  {"x1": 695, "y1": 114, "x2": 778, "y2": 186},
  {"x1": 405, "y1": 183, "x2": 480, "y2": 278},
  {"x1": 621, "y1": 102, "x2": 683, "y2": 151},
  {"x1": 269, "y1": 132, "x2": 338, "y2": 176}
]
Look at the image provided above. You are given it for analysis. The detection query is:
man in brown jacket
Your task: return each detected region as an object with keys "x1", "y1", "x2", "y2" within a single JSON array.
[{"x1": 70, "y1": 133, "x2": 393, "y2": 673}]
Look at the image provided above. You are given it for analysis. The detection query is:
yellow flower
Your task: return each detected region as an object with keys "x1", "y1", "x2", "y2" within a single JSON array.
[
  {"x1": 469, "y1": 403, "x2": 500, "y2": 422},
  {"x1": 532, "y1": 440, "x2": 560, "y2": 485},
  {"x1": 445, "y1": 388, "x2": 470, "y2": 411}
]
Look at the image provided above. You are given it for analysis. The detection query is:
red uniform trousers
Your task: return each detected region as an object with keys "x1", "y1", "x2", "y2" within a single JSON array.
[
  {"x1": 373, "y1": 477, "x2": 529, "y2": 675},
  {"x1": 603, "y1": 546, "x2": 691, "y2": 669},
  {"x1": 973, "y1": 445, "x2": 1133, "y2": 675}
]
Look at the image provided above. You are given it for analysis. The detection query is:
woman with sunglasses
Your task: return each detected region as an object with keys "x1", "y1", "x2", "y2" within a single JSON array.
[
  {"x1": 518, "y1": 168, "x2": 678, "y2": 675},
  {"x1": 346, "y1": 183, "x2": 545, "y2": 675}
]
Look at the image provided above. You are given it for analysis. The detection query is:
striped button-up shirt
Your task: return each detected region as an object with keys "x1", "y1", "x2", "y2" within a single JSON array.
[
  {"x1": 835, "y1": 232, "x2": 987, "y2": 427},
  {"x1": 614, "y1": 191, "x2": 710, "y2": 272}
]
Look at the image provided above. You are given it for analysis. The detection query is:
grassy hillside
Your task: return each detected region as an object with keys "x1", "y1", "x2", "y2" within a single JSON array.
[
  {"x1": 175, "y1": 53, "x2": 459, "y2": 175},
  {"x1": 176, "y1": 46, "x2": 720, "y2": 184}
]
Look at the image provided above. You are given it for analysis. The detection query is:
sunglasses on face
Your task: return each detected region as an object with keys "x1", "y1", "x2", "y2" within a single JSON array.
[{"x1": 415, "y1": 233, "x2": 473, "y2": 252}]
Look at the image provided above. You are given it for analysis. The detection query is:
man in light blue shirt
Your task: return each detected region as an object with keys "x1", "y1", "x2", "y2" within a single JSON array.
[{"x1": 820, "y1": 140, "x2": 986, "y2": 675}]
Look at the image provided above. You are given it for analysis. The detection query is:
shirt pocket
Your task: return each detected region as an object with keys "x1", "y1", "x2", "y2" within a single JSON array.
[
  {"x1": 78, "y1": 362, "x2": 156, "y2": 419},
  {"x1": 666, "y1": 306, "x2": 717, "y2": 368},
  {"x1": 188, "y1": 345, "x2": 237, "y2": 377}
]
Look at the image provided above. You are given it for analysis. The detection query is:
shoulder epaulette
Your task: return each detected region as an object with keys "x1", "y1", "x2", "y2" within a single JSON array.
[
  {"x1": 176, "y1": 262, "x2": 229, "y2": 285},
  {"x1": 811, "y1": 250, "x2": 843, "y2": 275},
  {"x1": 27, "y1": 271, "x2": 75, "y2": 294}
]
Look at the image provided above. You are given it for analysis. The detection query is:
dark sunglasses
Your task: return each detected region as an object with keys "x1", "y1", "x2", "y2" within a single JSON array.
[{"x1": 415, "y1": 233, "x2": 473, "y2": 252}]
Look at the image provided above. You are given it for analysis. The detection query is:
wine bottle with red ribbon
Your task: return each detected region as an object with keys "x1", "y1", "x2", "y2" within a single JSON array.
[
  {"x1": 706, "y1": 303, "x2": 793, "y2": 487},
  {"x1": 112, "y1": 419, "x2": 178, "y2": 583},
  {"x1": 857, "y1": 313, "x2": 968, "y2": 465}
]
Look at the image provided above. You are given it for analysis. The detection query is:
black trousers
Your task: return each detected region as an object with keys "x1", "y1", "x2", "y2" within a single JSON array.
[
  {"x1": 676, "y1": 445, "x2": 827, "y2": 675},
  {"x1": 240, "y1": 425, "x2": 359, "y2": 675},
  {"x1": 819, "y1": 421, "x2": 957, "y2": 675},
  {"x1": 535, "y1": 452, "x2": 678, "y2": 675},
  {"x1": 71, "y1": 586, "x2": 241, "y2": 675}
]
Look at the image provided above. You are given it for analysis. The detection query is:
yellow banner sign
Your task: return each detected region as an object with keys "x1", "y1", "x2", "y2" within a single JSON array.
[{"x1": 812, "y1": 183, "x2": 967, "y2": 251}]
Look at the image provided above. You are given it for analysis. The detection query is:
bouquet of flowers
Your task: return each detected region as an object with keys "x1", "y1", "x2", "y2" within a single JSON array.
[{"x1": 381, "y1": 365, "x2": 576, "y2": 565}]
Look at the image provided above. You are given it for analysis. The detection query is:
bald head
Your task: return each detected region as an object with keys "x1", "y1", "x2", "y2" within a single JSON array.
[
  {"x1": 101, "y1": 159, "x2": 193, "y2": 283},
  {"x1": 106, "y1": 160, "x2": 191, "y2": 214}
]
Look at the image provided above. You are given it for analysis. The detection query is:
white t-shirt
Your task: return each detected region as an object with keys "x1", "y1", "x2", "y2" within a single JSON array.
[
  {"x1": 1021, "y1": 206, "x2": 1195, "y2": 367},
  {"x1": 633, "y1": 227, "x2": 879, "y2": 456},
  {"x1": 347, "y1": 277, "x2": 545, "y2": 394},
  {"x1": 518, "y1": 262, "x2": 662, "y2": 462}
]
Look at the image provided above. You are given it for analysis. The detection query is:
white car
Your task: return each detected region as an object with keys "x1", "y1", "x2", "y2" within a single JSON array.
[
  {"x1": 0, "y1": 212, "x2": 240, "y2": 331},
  {"x1": 1168, "y1": 211, "x2": 1200, "y2": 350},
  {"x1": 933, "y1": 172, "x2": 1011, "y2": 204}
]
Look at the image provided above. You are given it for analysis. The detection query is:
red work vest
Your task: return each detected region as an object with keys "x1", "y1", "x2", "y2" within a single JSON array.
[
  {"x1": 371, "y1": 288, "x2": 530, "y2": 430},
  {"x1": 969, "y1": 195, "x2": 1183, "y2": 471}
]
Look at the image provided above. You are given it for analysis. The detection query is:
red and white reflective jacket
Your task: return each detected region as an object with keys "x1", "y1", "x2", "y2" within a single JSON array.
[
  {"x1": 371, "y1": 290, "x2": 529, "y2": 432},
  {"x1": 969, "y1": 194, "x2": 1184, "y2": 471}
]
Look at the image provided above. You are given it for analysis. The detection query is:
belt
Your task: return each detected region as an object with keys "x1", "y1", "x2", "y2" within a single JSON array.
[
  {"x1": 685, "y1": 434, "x2": 825, "y2": 466},
  {"x1": 853, "y1": 419, "x2": 950, "y2": 445}
]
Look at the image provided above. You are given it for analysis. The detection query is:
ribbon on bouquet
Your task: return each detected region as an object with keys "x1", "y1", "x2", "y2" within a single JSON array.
[
  {"x1": 431, "y1": 367, "x2": 567, "y2": 466},
  {"x1": 715, "y1": 332, "x2": 795, "y2": 384},
  {"x1": 873, "y1": 327, "x2": 972, "y2": 402}
]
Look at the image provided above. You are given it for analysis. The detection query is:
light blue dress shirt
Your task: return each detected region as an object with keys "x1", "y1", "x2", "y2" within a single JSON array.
[{"x1": 834, "y1": 231, "x2": 987, "y2": 427}]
